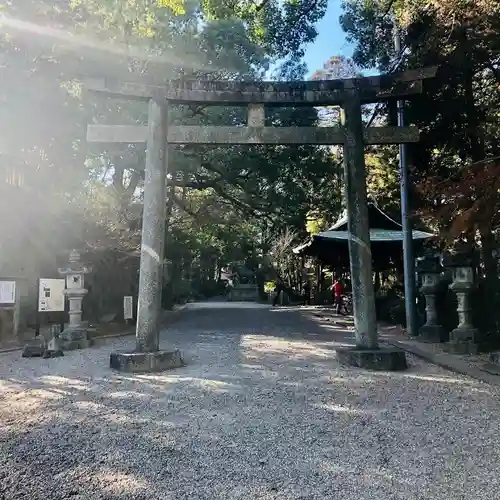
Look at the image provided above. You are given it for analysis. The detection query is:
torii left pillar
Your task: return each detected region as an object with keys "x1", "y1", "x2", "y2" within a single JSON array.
[{"x1": 109, "y1": 99, "x2": 183, "y2": 372}]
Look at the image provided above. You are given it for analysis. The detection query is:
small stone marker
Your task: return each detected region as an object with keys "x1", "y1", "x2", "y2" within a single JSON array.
[
  {"x1": 22, "y1": 325, "x2": 64, "y2": 358},
  {"x1": 483, "y1": 352, "x2": 500, "y2": 376},
  {"x1": 22, "y1": 337, "x2": 46, "y2": 358},
  {"x1": 491, "y1": 352, "x2": 500, "y2": 364},
  {"x1": 44, "y1": 332, "x2": 64, "y2": 358}
]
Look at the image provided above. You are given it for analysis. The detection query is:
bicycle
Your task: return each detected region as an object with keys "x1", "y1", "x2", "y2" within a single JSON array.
[{"x1": 342, "y1": 293, "x2": 353, "y2": 315}]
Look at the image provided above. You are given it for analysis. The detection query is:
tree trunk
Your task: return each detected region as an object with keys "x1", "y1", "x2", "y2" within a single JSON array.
[{"x1": 480, "y1": 228, "x2": 497, "y2": 281}]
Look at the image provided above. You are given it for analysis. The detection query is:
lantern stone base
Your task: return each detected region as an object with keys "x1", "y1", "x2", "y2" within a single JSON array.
[
  {"x1": 483, "y1": 352, "x2": 500, "y2": 375},
  {"x1": 418, "y1": 324, "x2": 446, "y2": 343},
  {"x1": 21, "y1": 337, "x2": 64, "y2": 358},
  {"x1": 445, "y1": 330, "x2": 477, "y2": 355},
  {"x1": 489, "y1": 352, "x2": 500, "y2": 365},
  {"x1": 60, "y1": 326, "x2": 93, "y2": 351},
  {"x1": 110, "y1": 349, "x2": 184, "y2": 373},
  {"x1": 336, "y1": 346, "x2": 408, "y2": 371},
  {"x1": 22, "y1": 338, "x2": 47, "y2": 358}
]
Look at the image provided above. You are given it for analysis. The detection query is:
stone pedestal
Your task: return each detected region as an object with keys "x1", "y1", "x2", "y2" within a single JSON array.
[
  {"x1": 58, "y1": 250, "x2": 93, "y2": 350},
  {"x1": 446, "y1": 278, "x2": 477, "y2": 354},
  {"x1": 110, "y1": 350, "x2": 184, "y2": 373},
  {"x1": 443, "y1": 245, "x2": 478, "y2": 355},
  {"x1": 483, "y1": 352, "x2": 500, "y2": 375},
  {"x1": 416, "y1": 252, "x2": 445, "y2": 342},
  {"x1": 59, "y1": 326, "x2": 92, "y2": 350},
  {"x1": 21, "y1": 328, "x2": 64, "y2": 359},
  {"x1": 45, "y1": 334, "x2": 64, "y2": 358},
  {"x1": 336, "y1": 346, "x2": 408, "y2": 371},
  {"x1": 22, "y1": 337, "x2": 46, "y2": 358}
]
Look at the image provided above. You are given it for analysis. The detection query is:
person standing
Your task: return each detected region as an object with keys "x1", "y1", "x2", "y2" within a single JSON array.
[
  {"x1": 332, "y1": 277, "x2": 345, "y2": 315},
  {"x1": 273, "y1": 279, "x2": 285, "y2": 307},
  {"x1": 302, "y1": 280, "x2": 311, "y2": 306}
]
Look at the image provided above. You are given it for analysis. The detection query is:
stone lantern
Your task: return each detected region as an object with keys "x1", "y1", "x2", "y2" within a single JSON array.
[
  {"x1": 58, "y1": 249, "x2": 93, "y2": 350},
  {"x1": 442, "y1": 242, "x2": 478, "y2": 354},
  {"x1": 416, "y1": 250, "x2": 445, "y2": 342}
]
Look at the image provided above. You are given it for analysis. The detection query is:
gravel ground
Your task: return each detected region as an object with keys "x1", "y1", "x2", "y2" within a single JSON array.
[{"x1": 0, "y1": 303, "x2": 499, "y2": 500}]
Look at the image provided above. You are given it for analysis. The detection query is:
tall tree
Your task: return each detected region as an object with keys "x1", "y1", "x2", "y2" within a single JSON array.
[
  {"x1": 340, "y1": 0, "x2": 500, "y2": 334},
  {"x1": 0, "y1": 0, "x2": 337, "y2": 304}
]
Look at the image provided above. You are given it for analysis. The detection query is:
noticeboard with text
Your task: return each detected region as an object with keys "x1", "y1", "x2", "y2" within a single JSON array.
[
  {"x1": 123, "y1": 296, "x2": 133, "y2": 320},
  {"x1": 38, "y1": 279, "x2": 66, "y2": 312}
]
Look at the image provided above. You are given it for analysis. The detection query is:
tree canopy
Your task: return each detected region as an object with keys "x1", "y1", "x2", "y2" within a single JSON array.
[
  {"x1": 340, "y1": 0, "x2": 500, "y2": 239},
  {"x1": 0, "y1": 0, "x2": 340, "y2": 301},
  {"x1": 339, "y1": 0, "x2": 500, "y2": 335}
]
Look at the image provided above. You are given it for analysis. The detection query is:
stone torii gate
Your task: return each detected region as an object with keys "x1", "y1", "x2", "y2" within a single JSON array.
[{"x1": 85, "y1": 67, "x2": 435, "y2": 373}]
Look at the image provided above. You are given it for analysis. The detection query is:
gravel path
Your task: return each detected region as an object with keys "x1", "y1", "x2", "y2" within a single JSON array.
[{"x1": 0, "y1": 303, "x2": 499, "y2": 499}]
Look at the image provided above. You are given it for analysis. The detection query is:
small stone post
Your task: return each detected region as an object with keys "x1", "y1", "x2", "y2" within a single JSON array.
[
  {"x1": 109, "y1": 99, "x2": 183, "y2": 372},
  {"x1": 442, "y1": 243, "x2": 478, "y2": 354},
  {"x1": 58, "y1": 249, "x2": 93, "y2": 350},
  {"x1": 335, "y1": 94, "x2": 407, "y2": 370},
  {"x1": 416, "y1": 251, "x2": 445, "y2": 342}
]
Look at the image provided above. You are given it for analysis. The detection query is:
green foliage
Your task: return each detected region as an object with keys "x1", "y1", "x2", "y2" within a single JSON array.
[
  {"x1": 0, "y1": 0, "x2": 339, "y2": 305},
  {"x1": 340, "y1": 0, "x2": 500, "y2": 343},
  {"x1": 365, "y1": 148, "x2": 400, "y2": 211},
  {"x1": 305, "y1": 211, "x2": 327, "y2": 236}
]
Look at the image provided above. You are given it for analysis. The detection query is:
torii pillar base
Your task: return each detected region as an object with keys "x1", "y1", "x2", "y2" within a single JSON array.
[
  {"x1": 336, "y1": 346, "x2": 408, "y2": 371},
  {"x1": 110, "y1": 350, "x2": 184, "y2": 373}
]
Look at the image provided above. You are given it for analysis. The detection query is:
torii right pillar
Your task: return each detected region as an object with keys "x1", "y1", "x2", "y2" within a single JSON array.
[{"x1": 335, "y1": 92, "x2": 408, "y2": 371}]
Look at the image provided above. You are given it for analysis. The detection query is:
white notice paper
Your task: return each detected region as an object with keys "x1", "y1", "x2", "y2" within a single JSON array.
[
  {"x1": 0, "y1": 281, "x2": 16, "y2": 304},
  {"x1": 38, "y1": 279, "x2": 66, "y2": 312},
  {"x1": 124, "y1": 296, "x2": 133, "y2": 320}
]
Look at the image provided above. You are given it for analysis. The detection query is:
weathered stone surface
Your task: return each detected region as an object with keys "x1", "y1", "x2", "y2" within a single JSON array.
[
  {"x1": 445, "y1": 339, "x2": 477, "y2": 355},
  {"x1": 418, "y1": 267, "x2": 444, "y2": 342},
  {"x1": 22, "y1": 337, "x2": 64, "y2": 358},
  {"x1": 44, "y1": 336, "x2": 64, "y2": 358},
  {"x1": 247, "y1": 104, "x2": 265, "y2": 127},
  {"x1": 84, "y1": 67, "x2": 437, "y2": 105},
  {"x1": 42, "y1": 349, "x2": 64, "y2": 359},
  {"x1": 419, "y1": 324, "x2": 446, "y2": 343},
  {"x1": 60, "y1": 327, "x2": 93, "y2": 351},
  {"x1": 59, "y1": 250, "x2": 92, "y2": 334},
  {"x1": 490, "y1": 352, "x2": 500, "y2": 365},
  {"x1": 109, "y1": 349, "x2": 184, "y2": 373},
  {"x1": 446, "y1": 276, "x2": 477, "y2": 354},
  {"x1": 87, "y1": 124, "x2": 420, "y2": 145},
  {"x1": 135, "y1": 99, "x2": 169, "y2": 353},
  {"x1": 22, "y1": 338, "x2": 46, "y2": 358},
  {"x1": 336, "y1": 346, "x2": 408, "y2": 371},
  {"x1": 483, "y1": 352, "x2": 500, "y2": 375},
  {"x1": 341, "y1": 95, "x2": 378, "y2": 349}
]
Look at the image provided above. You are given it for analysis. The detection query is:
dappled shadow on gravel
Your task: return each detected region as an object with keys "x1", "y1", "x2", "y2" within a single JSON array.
[{"x1": 0, "y1": 305, "x2": 499, "y2": 499}]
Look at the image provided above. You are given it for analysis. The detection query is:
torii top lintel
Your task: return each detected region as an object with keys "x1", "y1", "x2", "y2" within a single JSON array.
[{"x1": 84, "y1": 66, "x2": 437, "y2": 106}]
